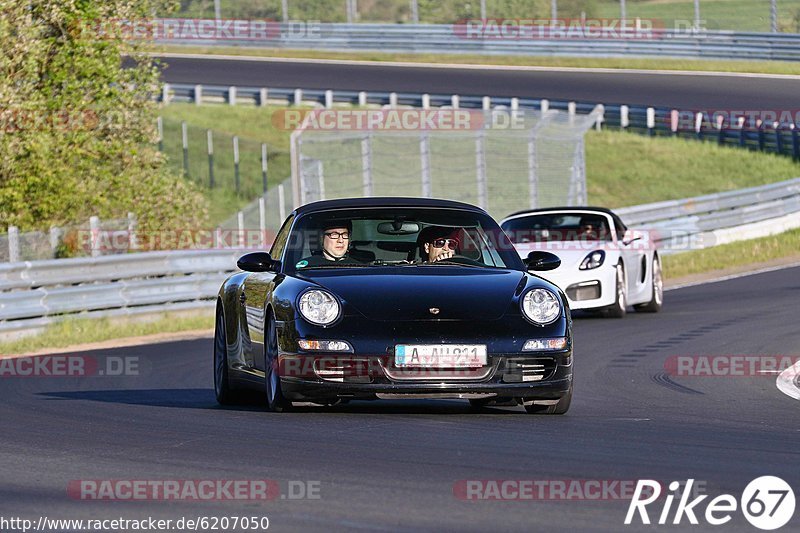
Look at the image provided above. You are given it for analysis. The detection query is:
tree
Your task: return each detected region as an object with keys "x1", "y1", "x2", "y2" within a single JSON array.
[{"x1": 0, "y1": 0, "x2": 208, "y2": 235}]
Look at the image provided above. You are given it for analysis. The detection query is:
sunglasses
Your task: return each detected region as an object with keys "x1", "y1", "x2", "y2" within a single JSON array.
[
  {"x1": 324, "y1": 231, "x2": 350, "y2": 240},
  {"x1": 432, "y1": 238, "x2": 459, "y2": 249}
]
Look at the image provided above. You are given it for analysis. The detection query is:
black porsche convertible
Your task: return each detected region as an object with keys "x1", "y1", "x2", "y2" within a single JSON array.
[{"x1": 214, "y1": 197, "x2": 573, "y2": 414}]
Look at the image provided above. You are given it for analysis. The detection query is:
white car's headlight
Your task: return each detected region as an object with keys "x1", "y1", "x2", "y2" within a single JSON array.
[
  {"x1": 579, "y1": 250, "x2": 605, "y2": 270},
  {"x1": 521, "y1": 288, "x2": 561, "y2": 325},
  {"x1": 298, "y1": 290, "x2": 341, "y2": 326}
]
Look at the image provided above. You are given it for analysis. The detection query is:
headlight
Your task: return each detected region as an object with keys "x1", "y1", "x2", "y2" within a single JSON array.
[
  {"x1": 521, "y1": 288, "x2": 561, "y2": 325},
  {"x1": 298, "y1": 290, "x2": 341, "y2": 326},
  {"x1": 579, "y1": 250, "x2": 605, "y2": 270}
]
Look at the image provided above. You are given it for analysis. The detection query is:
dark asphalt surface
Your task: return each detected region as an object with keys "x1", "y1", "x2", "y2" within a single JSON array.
[
  {"x1": 1, "y1": 266, "x2": 799, "y2": 532},
  {"x1": 157, "y1": 55, "x2": 800, "y2": 110}
]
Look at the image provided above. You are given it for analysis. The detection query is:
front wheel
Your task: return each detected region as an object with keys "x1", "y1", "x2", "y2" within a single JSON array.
[
  {"x1": 604, "y1": 263, "x2": 627, "y2": 318},
  {"x1": 634, "y1": 256, "x2": 663, "y2": 313},
  {"x1": 523, "y1": 385, "x2": 572, "y2": 415},
  {"x1": 265, "y1": 314, "x2": 292, "y2": 412}
]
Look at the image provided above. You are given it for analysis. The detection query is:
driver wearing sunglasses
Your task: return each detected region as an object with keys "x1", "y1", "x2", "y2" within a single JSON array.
[{"x1": 417, "y1": 225, "x2": 462, "y2": 263}]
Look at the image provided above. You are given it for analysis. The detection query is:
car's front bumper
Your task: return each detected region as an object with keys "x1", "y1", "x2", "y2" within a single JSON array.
[
  {"x1": 278, "y1": 351, "x2": 573, "y2": 402},
  {"x1": 534, "y1": 266, "x2": 617, "y2": 311}
]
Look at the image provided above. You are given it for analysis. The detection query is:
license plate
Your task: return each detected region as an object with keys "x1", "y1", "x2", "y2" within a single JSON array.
[{"x1": 394, "y1": 345, "x2": 487, "y2": 368}]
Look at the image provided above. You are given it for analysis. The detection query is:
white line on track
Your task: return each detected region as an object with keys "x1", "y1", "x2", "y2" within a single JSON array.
[
  {"x1": 777, "y1": 362, "x2": 800, "y2": 401},
  {"x1": 152, "y1": 52, "x2": 800, "y2": 80}
]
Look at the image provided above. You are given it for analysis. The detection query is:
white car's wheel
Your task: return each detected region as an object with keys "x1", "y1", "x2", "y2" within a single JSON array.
[
  {"x1": 635, "y1": 256, "x2": 663, "y2": 313},
  {"x1": 604, "y1": 263, "x2": 627, "y2": 318}
]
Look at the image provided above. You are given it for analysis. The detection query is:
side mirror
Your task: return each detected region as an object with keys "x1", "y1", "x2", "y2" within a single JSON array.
[
  {"x1": 237, "y1": 252, "x2": 277, "y2": 273},
  {"x1": 525, "y1": 251, "x2": 561, "y2": 272}
]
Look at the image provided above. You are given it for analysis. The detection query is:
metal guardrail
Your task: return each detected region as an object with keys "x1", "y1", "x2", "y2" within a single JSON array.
[
  {"x1": 162, "y1": 83, "x2": 800, "y2": 161},
  {"x1": 2, "y1": 178, "x2": 800, "y2": 337},
  {"x1": 155, "y1": 23, "x2": 800, "y2": 62}
]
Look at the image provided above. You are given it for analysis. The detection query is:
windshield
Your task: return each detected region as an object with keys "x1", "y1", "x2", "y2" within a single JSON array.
[
  {"x1": 284, "y1": 207, "x2": 523, "y2": 273},
  {"x1": 502, "y1": 213, "x2": 613, "y2": 243}
]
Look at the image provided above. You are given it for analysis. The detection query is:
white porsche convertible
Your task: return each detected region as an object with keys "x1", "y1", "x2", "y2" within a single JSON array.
[{"x1": 500, "y1": 208, "x2": 663, "y2": 318}]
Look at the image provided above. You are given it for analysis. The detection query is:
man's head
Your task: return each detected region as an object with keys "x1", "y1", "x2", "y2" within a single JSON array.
[
  {"x1": 417, "y1": 225, "x2": 460, "y2": 263},
  {"x1": 319, "y1": 219, "x2": 352, "y2": 260}
]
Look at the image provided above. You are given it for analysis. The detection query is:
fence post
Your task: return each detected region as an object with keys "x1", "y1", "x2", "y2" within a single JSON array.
[
  {"x1": 260, "y1": 88, "x2": 269, "y2": 107},
  {"x1": 207, "y1": 130, "x2": 215, "y2": 188},
  {"x1": 127, "y1": 212, "x2": 138, "y2": 251},
  {"x1": 233, "y1": 136, "x2": 240, "y2": 194},
  {"x1": 181, "y1": 121, "x2": 189, "y2": 177},
  {"x1": 194, "y1": 84, "x2": 203, "y2": 105},
  {"x1": 771, "y1": 0, "x2": 778, "y2": 32},
  {"x1": 361, "y1": 134, "x2": 373, "y2": 197},
  {"x1": 157, "y1": 116, "x2": 163, "y2": 151},
  {"x1": 8, "y1": 226, "x2": 19, "y2": 263},
  {"x1": 228, "y1": 86, "x2": 237, "y2": 106},
  {"x1": 237, "y1": 211, "x2": 245, "y2": 249},
  {"x1": 528, "y1": 128, "x2": 537, "y2": 209},
  {"x1": 716, "y1": 115, "x2": 725, "y2": 145},
  {"x1": 317, "y1": 160, "x2": 326, "y2": 201},
  {"x1": 281, "y1": 0, "x2": 288, "y2": 22},
  {"x1": 411, "y1": 0, "x2": 419, "y2": 23},
  {"x1": 261, "y1": 143, "x2": 269, "y2": 194},
  {"x1": 278, "y1": 183, "x2": 287, "y2": 222},
  {"x1": 259, "y1": 197, "x2": 268, "y2": 248},
  {"x1": 89, "y1": 216, "x2": 100, "y2": 258},
  {"x1": 49, "y1": 226, "x2": 62, "y2": 256},
  {"x1": 420, "y1": 132, "x2": 431, "y2": 198},
  {"x1": 475, "y1": 129, "x2": 488, "y2": 210},
  {"x1": 162, "y1": 83, "x2": 171, "y2": 104}
]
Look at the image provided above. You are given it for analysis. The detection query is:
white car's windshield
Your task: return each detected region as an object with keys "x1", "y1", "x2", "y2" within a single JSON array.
[{"x1": 502, "y1": 213, "x2": 613, "y2": 243}]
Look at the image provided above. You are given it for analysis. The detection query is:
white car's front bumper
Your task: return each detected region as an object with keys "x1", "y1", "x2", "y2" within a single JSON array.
[{"x1": 533, "y1": 265, "x2": 617, "y2": 311}]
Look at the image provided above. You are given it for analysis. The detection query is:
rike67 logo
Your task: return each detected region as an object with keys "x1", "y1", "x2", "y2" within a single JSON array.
[{"x1": 625, "y1": 477, "x2": 795, "y2": 530}]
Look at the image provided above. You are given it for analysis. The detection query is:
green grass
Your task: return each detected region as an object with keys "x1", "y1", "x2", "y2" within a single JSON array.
[
  {"x1": 585, "y1": 130, "x2": 800, "y2": 207},
  {"x1": 663, "y1": 227, "x2": 800, "y2": 279},
  {"x1": 155, "y1": 44, "x2": 800, "y2": 76},
  {"x1": 0, "y1": 311, "x2": 213, "y2": 356}
]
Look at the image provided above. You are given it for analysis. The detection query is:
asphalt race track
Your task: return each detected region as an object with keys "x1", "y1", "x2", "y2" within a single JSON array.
[
  {"x1": 156, "y1": 54, "x2": 800, "y2": 110},
  {"x1": 2, "y1": 266, "x2": 799, "y2": 532}
]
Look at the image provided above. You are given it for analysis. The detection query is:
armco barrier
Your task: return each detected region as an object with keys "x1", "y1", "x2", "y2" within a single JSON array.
[
  {"x1": 2, "y1": 178, "x2": 799, "y2": 337},
  {"x1": 154, "y1": 23, "x2": 800, "y2": 62}
]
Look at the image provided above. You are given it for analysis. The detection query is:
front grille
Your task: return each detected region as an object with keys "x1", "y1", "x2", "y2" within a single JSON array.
[
  {"x1": 502, "y1": 358, "x2": 557, "y2": 383},
  {"x1": 381, "y1": 361, "x2": 494, "y2": 382},
  {"x1": 566, "y1": 280, "x2": 601, "y2": 301}
]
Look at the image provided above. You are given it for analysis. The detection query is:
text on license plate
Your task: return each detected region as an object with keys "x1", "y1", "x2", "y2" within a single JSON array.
[{"x1": 394, "y1": 345, "x2": 487, "y2": 368}]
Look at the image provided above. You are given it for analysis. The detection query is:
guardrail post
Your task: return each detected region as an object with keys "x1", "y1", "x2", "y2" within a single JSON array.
[
  {"x1": 228, "y1": 86, "x2": 237, "y2": 106},
  {"x1": 260, "y1": 88, "x2": 269, "y2": 107},
  {"x1": 389, "y1": 92, "x2": 398, "y2": 109},
  {"x1": 647, "y1": 107, "x2": 655, "y2": 136},
  {"x1": 259, "y1": 197, "x2": 267, "y2": 248},
  {"x1": 261, "y1": 143, "x2": 269, "y2": 194},
  {"x1": 620, "y1": 105, "x2": 629, "y2": 129},
  {"x1": 89, "y1": 216, "x2": 100, "y2": 258},
  {"x1": 8, "y1": 226, "x2": 19, "y2": 263},
  {"x1": 695, "y1": 112, "x2": 704, "y2": 139},
  {"x1": 738, "y1": 117, "x2": 746, "y2": 147},
  {"x1": 716, "y1": 115, "x2": 725, "y2": 145},
  {"x1": 595, "y1": 105, "x2": 604, "y2": 132},
  {"x1": 325, "y1": 90, "x2": 334, "y2": 109},
  {"x1": 670, "y1": 110, "x2": 678, "y2": 136},
  {"x1": 421, "y1": 94, "x2": 430, "y2": 110},
  {"x1": 511, "y1": 98, "x2": 519, "y2": 111},
  {"x1": 162, "y1": 83, "x2": 171, "y2": 105},
  {"x1": 293, "y1": 88, "x2": 303, "y2": 106},
  {"x1": 482, "y1": 96, "x2": 491, "y2": 110},
  {"x1": 233, "y1": 136, "x2": 240, "y2": 194},
  {"x1": 207, "y1": 130, "x2": 215, "y2": 188},
  {"x1": 451, "y1": 95, "x2": 460, "y2": 109},
  {"x1": 568, "y1": 102, "x2": 576, "y2": 125},
  {"x1": 194, "y1": 84, "x2": 203, "y2": 105},
  {"x1": 157, "y1": 116, "x2": 163, "y2": 151},
  {"x1": 358, "y1": 91, "x2": 367, "y2": 107},
  {"x1": 791, "y1": 126, "x2": 799, "y2": 161},
  {"x1": 181, "y1": 121, "x2": 189, "y2": 178},
  {"x1": 540, "y1": 99, "x2": 549, "y2": 113}
]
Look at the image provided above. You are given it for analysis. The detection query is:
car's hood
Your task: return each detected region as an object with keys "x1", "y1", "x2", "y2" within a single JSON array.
[{"x1": 299, "y1": 267, "x2": 525, "y2": 321}]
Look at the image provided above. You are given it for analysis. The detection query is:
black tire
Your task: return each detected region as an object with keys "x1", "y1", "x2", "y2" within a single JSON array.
[
  {"x1": 214, "y1": 302, "x2": 242, "y2": 405},
  {"x1": 265, "y1": 313, "x2": 292, "y2": 412},
  {"x1": 634, "y1": 256, "x2": 663, "y2": 313},
  {"x1": 523, "y1": 385, "x2": 572, "y2": 415},
  {"x1": 604, "y1": 262, "x2": 627, "y2": 318}
]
